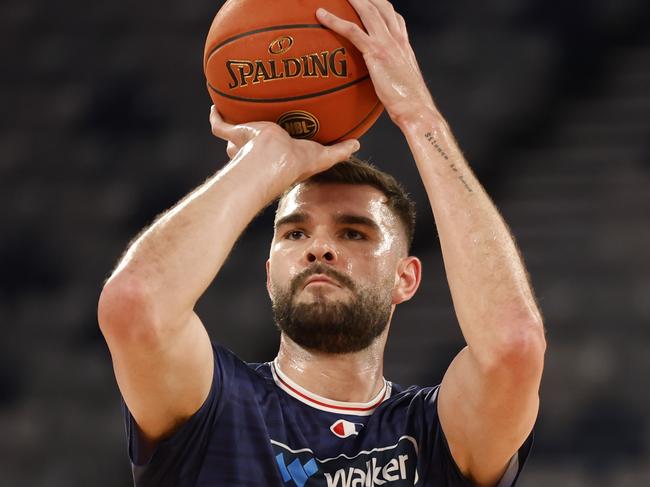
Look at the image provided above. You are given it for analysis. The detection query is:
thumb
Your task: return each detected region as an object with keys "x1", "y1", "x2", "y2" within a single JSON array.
[
  {"x1": 226, "y1": 141, "x2": 240, "y2": 159},
  {"x1": 210, "y1": 105, "x2": 235, "y2": 141},
  {"x1": 324, "y1": 139, "x2": 361, "y2": 164}
]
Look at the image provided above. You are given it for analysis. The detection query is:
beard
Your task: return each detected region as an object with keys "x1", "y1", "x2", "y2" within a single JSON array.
[{"x1": 271, "y1": 263, "x2": 393, "y2": 354}]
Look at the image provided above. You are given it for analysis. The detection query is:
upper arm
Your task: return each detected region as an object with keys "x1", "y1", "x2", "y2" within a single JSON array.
[
  {"x1": 438, "y1": 334, "x2": 545, "y2": 487},
  {"x1": 98, "y1": 280, "x2": 214, "y2": 447}
]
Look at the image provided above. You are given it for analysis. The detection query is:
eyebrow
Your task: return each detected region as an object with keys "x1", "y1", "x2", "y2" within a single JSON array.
[
  {"x1": 274, "y1": 211, "x2": 381, "y2": 233},
  {"x1": 334, "y1": 214, "x2": 381, "y2": 233},
  {"x1": 274, "y1": 211, "x2": 309, "y2": 230}
]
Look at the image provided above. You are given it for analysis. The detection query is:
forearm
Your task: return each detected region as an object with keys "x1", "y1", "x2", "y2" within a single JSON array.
[
  {"x1": 399, "y1": 109, "x2": 544, "y2": 363},
  {"x1": 105, "y1": 144, "x2": 279, "y2": 326}
]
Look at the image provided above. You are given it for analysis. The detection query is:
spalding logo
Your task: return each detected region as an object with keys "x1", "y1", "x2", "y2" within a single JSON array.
[
  {"x1": 278, "y1": 111, "x2": 320, "y2": 139},
  {"x1": 269, "y1": 35, "x2": 294, "y2": 55}
]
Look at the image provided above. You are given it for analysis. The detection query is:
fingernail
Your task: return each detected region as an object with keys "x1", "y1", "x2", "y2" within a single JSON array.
[
  {"x1": 352, "y1": 141, "x2": 360, "y2": 152},
  {"x1": 317, "y1": 8, "x2": 328, "y2": 17}
]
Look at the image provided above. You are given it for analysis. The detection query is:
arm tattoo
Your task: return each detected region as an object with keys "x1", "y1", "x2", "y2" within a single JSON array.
[{"x1": 425, "y1": 132, "x2": 474, "y2": 194}]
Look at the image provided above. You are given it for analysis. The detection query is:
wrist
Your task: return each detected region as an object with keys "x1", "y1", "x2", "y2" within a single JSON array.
[
  {"x1": 391, "y1": 105, "x2": 449, "y2": 135},
  {"x1": 230, "y1": 135, "x2": 300, "y2": 204}
]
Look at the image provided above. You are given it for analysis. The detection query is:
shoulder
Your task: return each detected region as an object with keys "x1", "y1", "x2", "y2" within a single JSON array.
[
  {"x1": 212, "y1": 342, "x2": 274, "y2": 384},
  {"x1": 385, "y1": 382, "x2": 441, "y2": 410},
  {"x1": 383, "y1": 381, "x2": 535, "y2": 487},
  {"x1": 212, "y1": 341, "x2": 258, "y2": 369},
  {"x1": 367, "y1": 382, "x2": 442, "y2": 445}
]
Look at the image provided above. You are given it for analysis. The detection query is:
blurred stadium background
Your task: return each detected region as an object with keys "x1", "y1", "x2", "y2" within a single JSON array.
[{"x1": 1, "y1": 0, "x2": 649, "y2": 485}]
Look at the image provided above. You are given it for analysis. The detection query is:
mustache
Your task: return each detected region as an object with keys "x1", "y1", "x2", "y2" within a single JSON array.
[{"x1": 290, "y1": 263, "x2": 356, "y2": 295}]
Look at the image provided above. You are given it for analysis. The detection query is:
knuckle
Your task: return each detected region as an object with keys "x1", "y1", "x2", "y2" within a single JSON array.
[
  {"x1": 372, "y1": 45, "x2": 391, "y2": 61},
  {"x1": 340, "y1": 21, "x2": 357, "y2": 34},
  {"x1": 339, "y1": 20, "x2": 362, "y2": 37},
  {"x1": 261, "y1": 124, "x2": 287, "y2": 139},
  {"x1": 254, "y1": 125, "x2": 290, "y2": 149}
]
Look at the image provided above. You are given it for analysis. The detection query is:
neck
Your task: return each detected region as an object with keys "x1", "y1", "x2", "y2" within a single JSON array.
[{"x1": 275, "y1": 332, "x2": 388, "y2": 404}]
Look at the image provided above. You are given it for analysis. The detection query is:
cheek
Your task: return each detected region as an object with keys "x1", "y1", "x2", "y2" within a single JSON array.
[
  {"x1": 374, "y1": 234, "x2": 394, "y2": 257},
  {"x1": 374, "y1": 247, "x2": 401, "y2": 286},
  {"x1": 349, "y1": 249, "x2": 396, "y2": 286},
  {"x1": 270, "y1": 247, "x2": 301, "y2": 282}
]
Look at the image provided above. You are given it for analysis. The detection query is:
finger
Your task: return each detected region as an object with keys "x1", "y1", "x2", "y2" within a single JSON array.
[
  {"x1": 346, "y1": 0, "x2": 391, "y2": 37},
  {"x1": 226, "y1": 141, "x2": 240, "y2": 159},
  {"x1": 323, "y1": 139, "x2": 361, "y2": 166},
  {"x1": 210, "y1": 106, "x2": 261, "y2": 148},
  {"x1": 209, "y1": 105, "x2": 236, "y2": 140},
  {"x1": 316, "y1": 8, "x2": 371, "y2": 51},
  {"x1": 395, "y1": 12, "x2": 408, "y2": 39},
  {"x1": 366, "y1": 0, "x2": 401, "y2": 38}
]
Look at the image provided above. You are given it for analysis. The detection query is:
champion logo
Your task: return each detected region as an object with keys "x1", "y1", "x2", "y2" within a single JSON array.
[
  {"x1": 276, "y1": 453, "x2": 318, "y2": 487},
  {"x1": 330, "y1": 419, "x2": 364, "y2": 438}
]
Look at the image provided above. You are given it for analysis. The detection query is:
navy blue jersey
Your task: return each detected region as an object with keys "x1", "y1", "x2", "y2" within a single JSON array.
[{"x1": 122, "y1": 344, "x2": 533, "y2": 487}]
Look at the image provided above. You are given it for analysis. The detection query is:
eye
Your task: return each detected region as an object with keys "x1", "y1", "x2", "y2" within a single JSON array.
[
  {"x1": 285, "y1": 230, "x2": 306, "y2": 240},
  {"x1": 343, "y1": 229, "x2": 365, "y2": 240}
]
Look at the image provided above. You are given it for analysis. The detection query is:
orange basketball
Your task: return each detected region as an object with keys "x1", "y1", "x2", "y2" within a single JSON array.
[{"x1": 204, "y1": 0, "x2": 383, "y2": 144}]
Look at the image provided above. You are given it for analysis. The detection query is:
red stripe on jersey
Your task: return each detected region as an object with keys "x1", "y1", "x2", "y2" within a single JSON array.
[{"x1": 276, "y1": 374, "x2": 386, "y2": 412}]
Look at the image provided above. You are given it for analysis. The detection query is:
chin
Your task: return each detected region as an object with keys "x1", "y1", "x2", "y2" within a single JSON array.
[{"x1": 299, "y1": 290, "x2": 348, "y2": 304}]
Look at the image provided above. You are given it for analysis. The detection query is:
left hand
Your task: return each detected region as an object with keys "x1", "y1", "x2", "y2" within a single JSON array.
[{"x1": 316, "y1": 0, "x2": 436, "y2": 126}]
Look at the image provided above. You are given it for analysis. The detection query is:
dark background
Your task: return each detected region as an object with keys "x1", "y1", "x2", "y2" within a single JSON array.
[{"x1": 1, "y1": 0, "x2": 649, "y2": 485}]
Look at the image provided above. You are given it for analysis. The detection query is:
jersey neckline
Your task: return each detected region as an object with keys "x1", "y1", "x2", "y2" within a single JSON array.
[{"x1": 270, "y1": 358, "x2": 392, "y2": 416}]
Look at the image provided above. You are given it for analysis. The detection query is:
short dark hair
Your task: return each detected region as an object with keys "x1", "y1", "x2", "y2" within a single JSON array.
[{"x1": 278, "y1": 155, "x2": 416, "y2": 252}]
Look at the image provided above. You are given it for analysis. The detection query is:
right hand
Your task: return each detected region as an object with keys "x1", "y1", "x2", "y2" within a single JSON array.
[{"x1": 209, "y1": 106, "x2": 361, "y2": 190}]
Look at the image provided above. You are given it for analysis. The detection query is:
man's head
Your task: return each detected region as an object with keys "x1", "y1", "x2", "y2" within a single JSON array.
[
  {"x1": 267, "y1": 157, "x2": 421, "y2": 354},
  {"x1": 298, "y1": 156, "x2": 417, "y2": 253}
]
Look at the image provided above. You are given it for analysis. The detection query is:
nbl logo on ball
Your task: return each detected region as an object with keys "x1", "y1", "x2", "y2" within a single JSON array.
[{"x1": 277, "y1": 111, "x2": 320, "y2": 139}]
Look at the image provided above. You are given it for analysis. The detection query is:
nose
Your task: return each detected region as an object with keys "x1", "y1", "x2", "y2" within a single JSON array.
[{"x1": 304, "y1": 237, "x2": 337, "y2": 264}]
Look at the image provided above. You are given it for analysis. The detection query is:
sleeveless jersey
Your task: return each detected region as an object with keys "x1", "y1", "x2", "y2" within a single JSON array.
[{"x1": 122, "y1": 344, "x2": 533, "y2": 487}]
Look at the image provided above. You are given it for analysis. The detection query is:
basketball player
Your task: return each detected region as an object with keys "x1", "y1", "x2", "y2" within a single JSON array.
[{"x1": 98, "y1": 1, "x2": 546, "y2": 486}]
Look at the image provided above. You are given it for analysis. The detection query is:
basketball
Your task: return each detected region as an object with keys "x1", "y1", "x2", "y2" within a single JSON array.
[{"x1": 204, "y1": 0, "x2": 383, "y2": 144}]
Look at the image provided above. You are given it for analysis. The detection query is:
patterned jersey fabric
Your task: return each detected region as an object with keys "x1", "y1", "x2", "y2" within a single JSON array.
[{"x1": 122, "y1": 344, "x2": 533, "y2": 487}]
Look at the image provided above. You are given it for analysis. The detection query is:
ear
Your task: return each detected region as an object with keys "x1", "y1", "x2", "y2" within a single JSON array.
[
  {"x1": 265, "y1": 259, "x2": 273, "y2": 300},
  {"x1": 392, "y1": 256, "x2": 422, "y2": 305}
]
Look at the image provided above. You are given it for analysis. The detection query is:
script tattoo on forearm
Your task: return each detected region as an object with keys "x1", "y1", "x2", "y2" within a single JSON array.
[{"x1": 425, "y1": 132, "x2": 473, "y2": 194}]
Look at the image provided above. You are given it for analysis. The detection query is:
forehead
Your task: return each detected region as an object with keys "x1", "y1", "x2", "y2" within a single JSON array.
[{"x1": 276, "y1": 182, "x2": 391, "y2": 223}]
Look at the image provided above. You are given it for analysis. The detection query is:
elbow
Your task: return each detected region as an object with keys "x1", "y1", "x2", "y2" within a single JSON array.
[
  {"x1": 486, "y1": 318, "x2": 547, "y2": 379},
  {"x1": 506, "y1": 323, "x2": 545, "y2": 361},
  {"x1": 97, "y1": 276, "x2": 162, "y2": 346}
]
